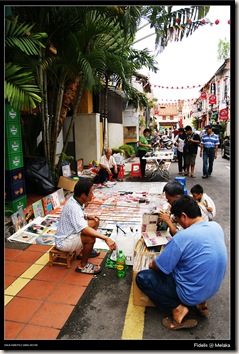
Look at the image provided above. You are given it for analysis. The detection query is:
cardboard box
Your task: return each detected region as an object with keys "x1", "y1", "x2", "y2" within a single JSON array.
[
  {"x1": 132, "y1": 237, "x2": 163, "y2": 307},
  {"x1": 57, "y1": 176, "x2": 78, "y2": 192},
  {"x1": 5, "y1": 195, "x2": 27, "y2": 215},
  {"x1": 5, "y1": 153, "x2": 24, "y2": 170}
]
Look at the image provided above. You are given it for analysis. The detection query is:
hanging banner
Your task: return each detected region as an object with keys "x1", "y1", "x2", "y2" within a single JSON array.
[
  {"x1": 201, "y1": 92, "x2": 207, "y2": 100},
  {"x1": 210, "y1": 83, "x2": 216, "y2": 94},
  {"x1": 209, "y1": 94, "x2": 216, "y2": 104},
  {"x1": 219, "y1": 108, "x2": 228, "y2": 120}
]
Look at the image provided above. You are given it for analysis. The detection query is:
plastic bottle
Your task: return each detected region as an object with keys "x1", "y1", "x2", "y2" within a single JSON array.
[{"x1": 116, "y1": 250, "x2": 126, "y2": 278}]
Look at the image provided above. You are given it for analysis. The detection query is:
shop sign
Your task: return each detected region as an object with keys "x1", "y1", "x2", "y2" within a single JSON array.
[
  {"x1": 219, "y1": 108, "x2": 228, "y2": 120},
  {"x1": 201, "y1": 92, "x2": 207, "y2": 100},
  {"x1": 209, "y1": 94, "x2": 216, "y2": 104}
]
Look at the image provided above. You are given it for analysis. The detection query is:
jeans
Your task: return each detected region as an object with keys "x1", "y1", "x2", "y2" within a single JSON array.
[
  {"x1": 203, "y1": 148, "x2": 215, "y2": 176},
  {"x1": 177, "y1": 150, "x2": 185, "y2": 172},
  {"x1": 136, "y1": 269, "x2": 181, "y2": 310}
]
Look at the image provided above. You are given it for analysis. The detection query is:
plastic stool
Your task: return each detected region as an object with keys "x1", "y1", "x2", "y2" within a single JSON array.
[
  {"x1": 117, "y1": 165, "x2": 125, "y2": 180},
  {"x1": 130, "y1": 163, "x2": 142, "y2": 179},
  {"x1": 174, "y1": 176, "x2": 186, "y2": 187}
]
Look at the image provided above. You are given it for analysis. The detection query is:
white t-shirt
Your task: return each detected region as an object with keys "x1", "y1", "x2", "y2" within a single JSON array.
[{"x1": 100, "y1": 154, "x2": 116, "y2": 169}]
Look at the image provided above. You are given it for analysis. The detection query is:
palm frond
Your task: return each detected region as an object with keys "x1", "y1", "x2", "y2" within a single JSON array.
[{"x1": 5, "y1": 63, "x2": 42, "y2": 110}]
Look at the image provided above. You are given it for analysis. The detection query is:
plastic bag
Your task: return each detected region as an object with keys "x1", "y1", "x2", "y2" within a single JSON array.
[{"x1": 24, "y1": 157, "x2": 56, "y2": 195}]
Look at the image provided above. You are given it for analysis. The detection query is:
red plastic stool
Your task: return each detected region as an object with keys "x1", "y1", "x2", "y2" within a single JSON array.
[
  {"x1": 130, "y1": 163, "x2": 142, "y2": 179},
  {"x1": 117, "y1": 165, "x2": 125, "y2": 180}
]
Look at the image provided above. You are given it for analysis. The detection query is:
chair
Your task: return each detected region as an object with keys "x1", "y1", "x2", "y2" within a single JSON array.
[
  {"x1": 49, "y1": 246, "x2": 76, "y2": 268},
  {"x1": 130, "y1": 163, "x2": 142, "y2": 179}
]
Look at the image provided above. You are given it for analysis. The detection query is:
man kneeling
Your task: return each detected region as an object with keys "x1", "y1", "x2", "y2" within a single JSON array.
[
  {"x1": 136, "y1": 195, "x2": 227, "y2": 330},
  {"x1": 55, "y1": 179, "x2": 116, "y2": 274}
]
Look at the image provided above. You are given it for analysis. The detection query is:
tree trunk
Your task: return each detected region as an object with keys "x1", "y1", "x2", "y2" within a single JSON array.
[
  {"x1": 103, "y1": 79, "x2": 109, "y2": 152},
  {"x1": 56, "y1": 83, "x2": 84, "y2": 178},
  {"x1": 57, "y1": 78, "x2": 80, "y2": 137}
]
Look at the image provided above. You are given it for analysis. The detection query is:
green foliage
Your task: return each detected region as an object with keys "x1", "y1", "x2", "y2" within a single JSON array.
[
  {"x1": 112, "y1": 148, "x2": 126, "y2": 157},
  {"x1": 119, "y1": 144, "x2": 135, "y2": 157},
  {"x1": 5, "y1": 16, "x2": 48, "y2": 110},
  {"x1": 217, "y1": 38, "x2": 230, "y2": 61}
]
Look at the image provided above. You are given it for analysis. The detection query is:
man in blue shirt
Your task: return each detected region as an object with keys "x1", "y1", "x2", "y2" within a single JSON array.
[
  {"x1": 136, "y1": 195, "x2": 227, "y2": 331},
  {"x1": 200, "y1": 124, "x2": 220, "y2": 178}
]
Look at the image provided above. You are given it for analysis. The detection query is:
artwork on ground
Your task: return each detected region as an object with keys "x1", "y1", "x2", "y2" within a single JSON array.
[
  {"x1": 32, "y1": 200, "x2": 45, "y2": 218},
  {"x1": 56, "y1": 188, "x2": 65, "y2": 205},
  {"x1": 23, "y1": 204, "x2": 35, "y2": 224},
  {"x1": 42, "y1": 195, "x2": 53, "y2": 215},
  {"x1": 11, "y1": 208, "x2": 27, "y2": 232},
  {"x1": 50, "y1": 191, "x2": 60, "y2": 210}
]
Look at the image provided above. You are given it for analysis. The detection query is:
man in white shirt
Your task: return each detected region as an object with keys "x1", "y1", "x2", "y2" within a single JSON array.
[{"x1": 94, "y1": 148, "x2": 119, "y2": 185}]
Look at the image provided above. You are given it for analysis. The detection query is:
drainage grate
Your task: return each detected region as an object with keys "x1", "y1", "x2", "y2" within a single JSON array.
[{"x1": 5, "y1": 241, "x2": 31, "y2": 251}]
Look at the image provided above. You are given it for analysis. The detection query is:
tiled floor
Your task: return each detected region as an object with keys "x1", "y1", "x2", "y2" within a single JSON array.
[
  {"x1": 5, "y1": 190, "x2": 108, "y2": 340},
  {"x1": 4, "y1": 173, "x2": 167, "y2": 341},
  {"x1": 4, "y1": 244, "x2": 107, "y2": 340}
]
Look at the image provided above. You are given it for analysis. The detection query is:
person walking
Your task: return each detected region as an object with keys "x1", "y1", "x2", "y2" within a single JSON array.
[
  {"x1": 136, "y1": 195, "x2": 227, "y2": 331},
  {"x1": 173, "y1": 127, "x2": 186, "y2": 175},
  {"x1": 200, "y1": 124, "x2": 220, "y2": 178},
  {"x1": 137, "y1": 128, "x2": 152, "y2": 178},
  {"x1": 183, "y1": 126, "x2": 201, "y2": 178}
]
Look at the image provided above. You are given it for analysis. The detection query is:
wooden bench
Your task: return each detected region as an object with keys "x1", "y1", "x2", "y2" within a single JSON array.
[{"x1": 49, "y1": 246, "x2": 76, "y2": 268}]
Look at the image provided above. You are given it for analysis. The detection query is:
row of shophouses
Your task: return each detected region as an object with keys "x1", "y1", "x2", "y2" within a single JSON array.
[
  {"x1": 148, "y1": 57, "x2": 230, "y2": 136},
  {"x1": 57, "y1": 57, "x2": 230, "y2": 165}
]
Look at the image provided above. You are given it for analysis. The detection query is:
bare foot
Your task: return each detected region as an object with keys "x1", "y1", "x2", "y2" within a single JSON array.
[{"x1": 172, "y1": 304, "x2": 189, "y2": 323}]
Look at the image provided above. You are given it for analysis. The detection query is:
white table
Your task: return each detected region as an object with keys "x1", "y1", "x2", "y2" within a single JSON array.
[{"x1": 143, "y1": 150, "x2": 174, "y2": 181}]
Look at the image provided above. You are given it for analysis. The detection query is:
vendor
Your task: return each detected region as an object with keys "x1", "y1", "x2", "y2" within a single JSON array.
[
  {"x1": 137, "y1": 128, "x2": 152, "y2": 178},
  {"x1": 93, "y1": 148, "x2": 119, "y2": 185}
]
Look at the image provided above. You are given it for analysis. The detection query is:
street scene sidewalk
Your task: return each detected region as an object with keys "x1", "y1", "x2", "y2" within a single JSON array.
[{"x1": 3, "y1": 153, "x2": 232, "y2": 350}]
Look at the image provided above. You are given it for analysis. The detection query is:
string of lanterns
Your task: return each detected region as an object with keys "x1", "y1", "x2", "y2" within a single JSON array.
[{"x1": 146, "y1": 77, "x2": 228, "y2": 90}]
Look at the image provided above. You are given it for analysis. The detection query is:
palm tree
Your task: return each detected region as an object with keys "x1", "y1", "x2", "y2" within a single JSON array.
[
  {"x1": 7, "y1": 5, "x2": 211, "y2": 183},
  {"x1": 5, "y1": 15, "x2": 48, "y2": 110}
]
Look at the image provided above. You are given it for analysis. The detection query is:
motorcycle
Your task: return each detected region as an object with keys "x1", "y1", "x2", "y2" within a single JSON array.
[{"x1": 152, "y1": 135, "x2": 173, "y2": 150}]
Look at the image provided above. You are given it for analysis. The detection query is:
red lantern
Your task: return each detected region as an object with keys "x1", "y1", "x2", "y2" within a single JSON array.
[
  {"x1": 215, "y1": 19, "x2": 219, "y2": 25},
  {"x1": 228, "y1": 20, "x2": 230, "y2": 24},
  {"x1": 201, "y1": 19, "x2": 206, "y2": 24},
  {"x1": 187, "y1": 19, "x2": 192, "y2": 23},
  {"x1": 175, "y1": 18, "x2": 179, "y2": 23}
]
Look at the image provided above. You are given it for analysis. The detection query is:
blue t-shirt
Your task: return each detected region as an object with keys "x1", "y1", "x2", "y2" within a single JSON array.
[
  {"x1": 155, "y1": 221, "x2": 227, "y2": 306},
  {"x1": 201, "y1": 132, "x2": 220, "y2": 148}
]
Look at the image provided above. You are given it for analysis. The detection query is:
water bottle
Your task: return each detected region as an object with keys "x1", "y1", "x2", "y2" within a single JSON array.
[{"x1": 116, "y1": 250, "x2": 126, "y2": 278}]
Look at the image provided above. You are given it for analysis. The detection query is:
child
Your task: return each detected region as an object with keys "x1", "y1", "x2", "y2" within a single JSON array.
[{"x1": 190, "y1": 184, "x2": 216, "y2": 221}]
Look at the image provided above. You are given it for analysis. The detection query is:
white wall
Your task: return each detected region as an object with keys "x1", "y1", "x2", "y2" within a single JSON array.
[
  {"x1": 74, "y1": 113, "x2": 101, "y2": 165},
  {"x1": 108, "y1": 123, "x2": 124, "y2": 149}
]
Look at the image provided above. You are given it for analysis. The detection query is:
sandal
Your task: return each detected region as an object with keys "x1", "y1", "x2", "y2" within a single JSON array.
[
  {"x1": 162, "y1": 317, "x2": 198, "y2": 331},
  {"x1": 75, "y1": 262, "x2": 102, "y2": 275},
  {"x1": 76, "y1": 249, "x2": 100, "y2": 260},
  {"x1": 195, "y1": 305, "x2": 210, "y2": 317},
  {"x1": 191, "y1": 175, "x2": 196, "y2": 178}
]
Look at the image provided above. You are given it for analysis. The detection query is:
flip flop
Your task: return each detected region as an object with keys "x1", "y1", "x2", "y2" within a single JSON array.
[
  {"x1": 75, "y1": 262, "x2": 102, "y2": 275},
  {"x1": 76, "y1": 249, "x2": 100, "y2": 260},
  {"x1": 195, "y1": 305, "x2": 210, "y2": 317},
  {"x1": 162, "y1": 317, "x2": 198, "y2": 331}
]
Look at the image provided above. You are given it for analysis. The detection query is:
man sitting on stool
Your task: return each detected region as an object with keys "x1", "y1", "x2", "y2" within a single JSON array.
[{"x1": 93, "y1": 148, "x2": 119, "y2": 185}]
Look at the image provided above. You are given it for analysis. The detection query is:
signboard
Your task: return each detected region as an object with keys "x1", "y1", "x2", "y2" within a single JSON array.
[
  {"x1": 209, "y1": 94, "x2": 216, "y2": 104},
  {"x1": 201, "y1": 92, "x2": 207, "y2": 100},
  {"x1": 219, "y1": 108, "x2": 228, "y2": 120}
]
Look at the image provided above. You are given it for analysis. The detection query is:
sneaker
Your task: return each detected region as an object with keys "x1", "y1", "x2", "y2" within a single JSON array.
[{"x1": 202, "y1": 175, "x2": 208, "y2": 179}]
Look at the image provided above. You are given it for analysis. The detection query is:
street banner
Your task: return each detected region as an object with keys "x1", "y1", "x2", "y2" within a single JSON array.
[{"x1": 219, "y1": 108, "x2": 228, "y2": 120}]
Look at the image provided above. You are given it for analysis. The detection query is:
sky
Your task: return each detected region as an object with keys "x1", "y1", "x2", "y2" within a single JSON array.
[{"x1": 133, "y1": 4, "x2": 231, "y2": 103}]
